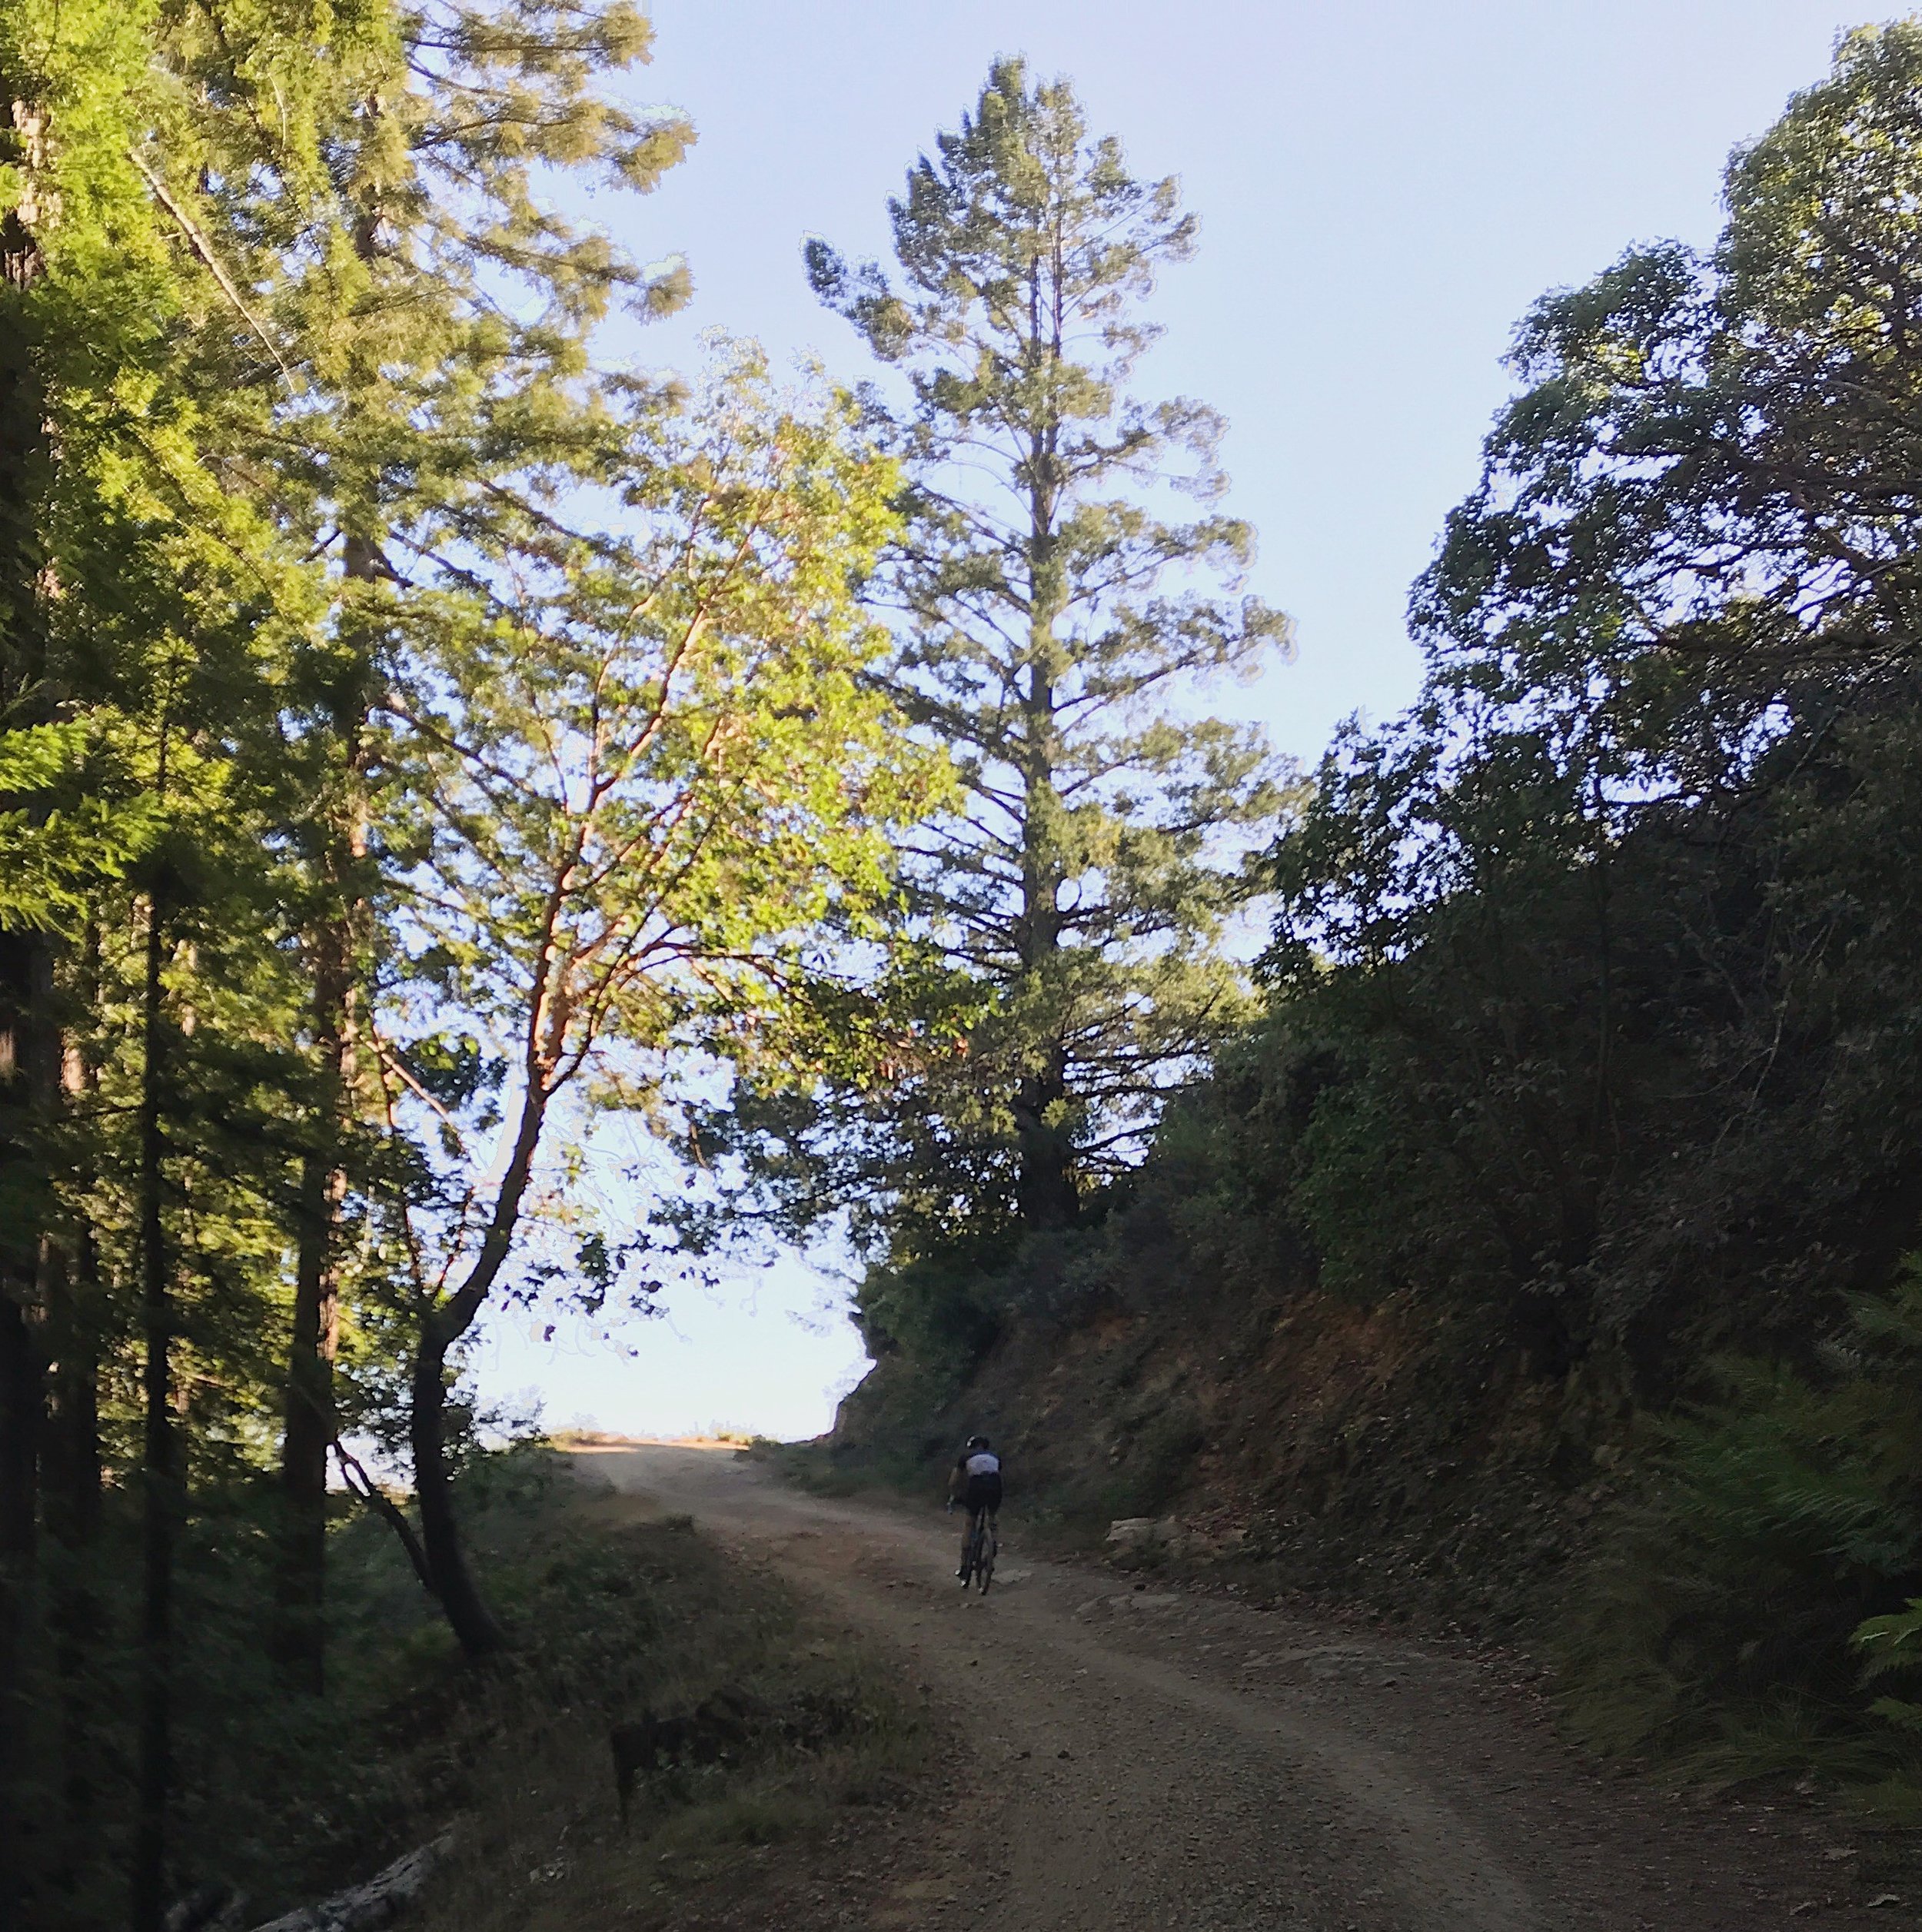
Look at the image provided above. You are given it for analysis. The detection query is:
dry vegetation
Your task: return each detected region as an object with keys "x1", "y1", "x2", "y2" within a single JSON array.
[
  {"x1": 406, "y1": 1456, "x2": 946, "y2": 1932},
  {"x1": 91, "y1": 1448, "x2": 947, "y2": 1930}
]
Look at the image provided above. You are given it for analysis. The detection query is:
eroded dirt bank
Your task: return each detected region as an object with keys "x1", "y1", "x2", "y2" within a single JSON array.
[{"x1": 585, "y1": 1445, "x2": 1903, "y2": 1931}]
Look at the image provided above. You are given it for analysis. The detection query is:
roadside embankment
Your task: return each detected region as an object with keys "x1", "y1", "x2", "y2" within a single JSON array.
[{"x1": 812, "y1": 1280, "x2": 1611, "y2": 1639}]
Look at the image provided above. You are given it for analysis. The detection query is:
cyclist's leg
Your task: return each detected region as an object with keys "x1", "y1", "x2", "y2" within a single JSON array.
[{"x1": 959, "y1": 1502, "x2": 979, "y2": 1575}]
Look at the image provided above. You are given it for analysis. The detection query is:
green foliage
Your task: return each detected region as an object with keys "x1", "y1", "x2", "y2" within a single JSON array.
[
  {"x1": 1854, "y1": 1599, "x2": 1922, "y2": 1773},
  {"x1": 0, "y1": 0, "x2": 945, "y2": 1910},
  {"x1": 28, "y1": 0, "x2": 1922, "y2": 1910},
  {"x1": 1249, "y1": 19, "x2": 1922, "y2": 1384},
  {"x1": 1555, "y1": 1269, "x2": 1922, "y2": 1784},
  {"x1": 819, "y1": 23, "x2": 1922, "y2": 1804},
  {"x1": 364, "y1": 345, "x2": 936, "y2": 1651},
  {"x1": 1226, "y1": 32, "x2": 1922, "y2": 1784},
  {"x1": 854, "y1": 1245, "x2": 1006, "y2": 1389},
  {"x1": 707, "y1": 59, "x2": 1295, "y2": 1265}
]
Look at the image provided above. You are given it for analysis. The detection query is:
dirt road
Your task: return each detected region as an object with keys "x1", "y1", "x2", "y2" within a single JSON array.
[{"x1": 587, "y1": 1444, "x2": 1904, "y2": 1931}]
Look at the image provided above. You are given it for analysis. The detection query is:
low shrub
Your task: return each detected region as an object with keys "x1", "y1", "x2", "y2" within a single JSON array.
[{"x1": 1559, "y1": 1265, "x2": 1922, "y2": 1790}]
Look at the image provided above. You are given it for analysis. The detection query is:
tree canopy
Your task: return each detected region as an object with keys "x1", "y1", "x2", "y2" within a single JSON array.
[
  {"x1": 701, "y1": 61, "x2": 1293, "y2": 1278},
  {"x1": 0, "y1": 3, "x2": 930, "y2": 1920}
]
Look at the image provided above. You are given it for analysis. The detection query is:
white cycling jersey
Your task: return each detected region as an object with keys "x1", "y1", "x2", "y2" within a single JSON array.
[{"x1": 963, "y1": 1451, "x2": 1000, "y2": 1478}]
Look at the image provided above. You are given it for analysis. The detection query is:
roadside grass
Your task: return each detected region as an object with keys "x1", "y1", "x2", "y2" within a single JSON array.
[
  {"x1": 377, "y1": 1449, "x2": 942, "y2": 1930},
  {"x1": 38, "y1": 1446, "x2": 944, "y2": 1930}
]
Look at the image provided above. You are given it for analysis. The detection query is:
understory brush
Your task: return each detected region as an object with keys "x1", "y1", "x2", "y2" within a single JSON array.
[
  {"x1": 413, "y1": 1453, "x2": 938, "y2": 1932},
  {"x1": 1560, "y1": 1269, "x2": 1922, "y2": 1801},
  {"x1": 22, "y1": 1447, "x2": 935, "y2": 1929}
]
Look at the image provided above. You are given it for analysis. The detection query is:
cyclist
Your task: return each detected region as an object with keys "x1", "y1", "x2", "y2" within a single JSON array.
[{"x1": 948, "y1": 1434, "x2": 1002, "y2": 1582}]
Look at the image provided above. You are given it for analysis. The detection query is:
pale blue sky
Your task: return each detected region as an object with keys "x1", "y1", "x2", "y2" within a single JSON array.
[{"x1": 474, "y1": 0, "x2": 1891, "y2": 1442}]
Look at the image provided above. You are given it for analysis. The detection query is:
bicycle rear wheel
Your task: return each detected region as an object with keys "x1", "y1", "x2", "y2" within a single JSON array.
[{"x1": 976, "y1": 1520, "x2": 996, "y2": 1593}]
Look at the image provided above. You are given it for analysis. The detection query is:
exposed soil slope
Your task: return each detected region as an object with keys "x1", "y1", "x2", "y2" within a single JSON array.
[
  {"x1": 592, "y1": 1444, "x2": 1904, "y2": 1931},
  {"x1": 837, "y1": 1284, "x2": 1616, "y2": 1635}
]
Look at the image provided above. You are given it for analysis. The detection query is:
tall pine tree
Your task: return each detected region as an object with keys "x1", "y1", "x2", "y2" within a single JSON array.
[{"x1": 791, "y1": 61, "x2": 1293, "y2": 1248}]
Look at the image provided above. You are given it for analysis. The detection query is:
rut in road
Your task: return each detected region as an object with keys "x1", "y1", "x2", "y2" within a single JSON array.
[{"x1": 583, "y1": 1445, "x2": 1894, "y2": 1932}]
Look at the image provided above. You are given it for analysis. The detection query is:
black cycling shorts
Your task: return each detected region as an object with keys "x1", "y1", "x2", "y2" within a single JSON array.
[{"x1": 963, "y1": 1472, "x2": 1003, "y2": 1515}]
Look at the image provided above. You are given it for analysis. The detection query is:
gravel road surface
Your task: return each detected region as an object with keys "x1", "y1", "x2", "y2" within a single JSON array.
[{"x1": 584, "y1": 1443, "x2": 1907, "y2": 1932}]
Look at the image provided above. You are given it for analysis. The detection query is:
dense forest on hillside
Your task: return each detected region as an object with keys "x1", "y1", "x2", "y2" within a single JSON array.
[
  {"x1": 12, "y1": 7, "x2": 1922, "y2": 1926},
  {"x1": 770, "y1": 27, "x2": 1922, "y2": 1805}
]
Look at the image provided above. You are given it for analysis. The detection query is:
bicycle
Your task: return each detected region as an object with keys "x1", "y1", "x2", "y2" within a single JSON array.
[{"x1": 959, "y1": 1508, "x2": 998, "y2": 1593}]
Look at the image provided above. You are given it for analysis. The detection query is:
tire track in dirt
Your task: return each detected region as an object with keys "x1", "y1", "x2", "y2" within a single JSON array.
[{"x1": 581, "y1": 1445, "x2": 1901, "y2": 1932}]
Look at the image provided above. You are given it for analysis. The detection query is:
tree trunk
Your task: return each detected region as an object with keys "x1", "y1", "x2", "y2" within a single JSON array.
[
  {"x1": 0, "y1": 876, "x2": 58, "y2": 1926},
  {"x1": 277, "y1": 531, "x2": 375, "y2": 1693},
  {"x1": 41, "y1": 1245, "x2": 101, "y2": 1545},
  {"x1": 409, "y1": 1320, "x2": 507, "y2": 1662},
  {"x1": 44, "y1": 1254, "x2": 103, "y2": 1889},
  {"x1": 131, "y1": 892, "x2": 179, "y2": 1932},
  {"x1": 400, "y1": 1019, "x2": 557, "y2": 1664},
  {"x1": 1013, "y1": 437, "x2": 1078, "y2": 1235},
  {"x1": 277, "y1": 920, "x2": 351, "y2": 1694},
  {"x1": 1012, "y1": 1059, "x2": 1078, "y2": 1232},
  {"x1": 246, "y1": 1831, "x2": 454, "y2": 1932},
  {"x1": 0, "y1": 938, "x2": 45, "y2": 1915},
  {"x1": 276, "y1": 1137, "x2": 341, "y2": 1691},
  {"x1": 42, "y1": 930, "x2": 105, "y2": 1890},
  {"x1": 45, "y1": 922, "x2": 104, "y2": 1545},
  {"x1": 0, "y1": 1285, "x2": 41, "y2": 1565},
  {"x1": 38, "y1": 1229, "x2": 102, "y2": 1874},
  {"x1": 0, "y1": 1271, "x2": 43, "y2": 1920},
  {"x1": 0, "y1": 76, "x2": 52, "y2": 1923},
  {"x1": 1012, "y1": 729, "x2": 1077, "y2": 1231}
]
